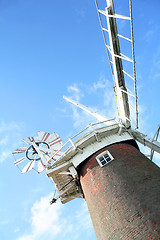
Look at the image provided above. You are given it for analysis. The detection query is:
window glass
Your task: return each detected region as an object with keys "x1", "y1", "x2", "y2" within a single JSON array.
[{"x1": 96, "y1": 150, "x2": 114, "y2": 167}]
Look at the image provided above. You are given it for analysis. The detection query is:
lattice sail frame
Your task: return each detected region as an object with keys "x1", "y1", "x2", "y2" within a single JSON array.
[
  {"x1": 13, "y1": 131, "x2": 63, "y2": 173},
  {"x1": 95, "y1": 0, "x2": 138, "y2": 129}
]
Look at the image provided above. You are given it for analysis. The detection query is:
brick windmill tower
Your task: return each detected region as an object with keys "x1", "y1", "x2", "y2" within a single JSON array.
[{"x1": 13, "y1": 0, "x2": 160, "y2": 239}]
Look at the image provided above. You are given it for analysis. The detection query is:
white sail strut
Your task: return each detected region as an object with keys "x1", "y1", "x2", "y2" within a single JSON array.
[{"x1": 63, "y1": 96, "x2": 116, "y2": 126}]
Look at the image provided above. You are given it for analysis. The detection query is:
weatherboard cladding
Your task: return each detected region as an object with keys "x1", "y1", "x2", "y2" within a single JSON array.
[
  {"x1": 47, "y1": 124, "x2": 133, "y2": 174},
  {"x1": 79, "y1": 142, "x2": 160, "y2": 240}
]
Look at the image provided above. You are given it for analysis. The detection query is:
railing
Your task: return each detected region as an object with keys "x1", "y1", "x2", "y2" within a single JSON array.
[{"x1": 48, "y1": 118, "x2": 117, "y2": 167}]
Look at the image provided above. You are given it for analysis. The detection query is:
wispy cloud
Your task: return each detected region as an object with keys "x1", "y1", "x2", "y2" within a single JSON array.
[
  {"x1": 63, "y1": 77, "x2": 117, "y2": 129},
  {"x1": 17, "y1": 194, "x2": 65, "y2": 240},
  {"x1": 143, "y1": 15, "x2": 159, "y2": 44},
  {"x1": 68, "y1": 85, "x2": 80, "y2": 94},
  {"x1": 76, "y1": 8, "x2": 85, "y2": 19},
  {"x1": 75, "y1": 7, "x2": 86, "y2": 23},
  {"x1": 0, "y1": 135, "x2": 9, "y2": 145},
  {"x1": 0, "y1": 121, "x2": 23, "y2": 133},
  {"x1": 17, "y1": 194, "x2": 94, "y2": 240},
  {"x1": 92, "y1": 78, "x2": 117, "y2": 119},
  {"x1": 0, "y1": 120, "x2": 25, "y2": 163},
  {"x1": 0, "y1": 219, "x2": 9, "y2": 225},
  {"x1": 14, "y1": 228, "x2": 20, "y2": 233},
  {"x1": 149, "y1": 48, "x2": 160, "y2": 81},
  {"x1": 65, "y1": 83, "x2": 94, "y2": 129},
  {"x1": 71, "y1": 104, "x2": 95, "y2": 129},
  {"x1": 93, "y1": 79, "x2": 108, "y2": 90},
  {"x1": 67, "y1": 84, "x2": 83, "y2": 102},
  {"x1": 63, "y1": 77, "x2": 160, "y2": 166},
  {"x1": 144, "y1": 29, "x2": 155, "y2": 43},
  {"x1": 0, "y1": 150, "x2": 11, "y2": 163},
  {"x1": 74, "y1": 201, "x2": 94, "y2": 236}
]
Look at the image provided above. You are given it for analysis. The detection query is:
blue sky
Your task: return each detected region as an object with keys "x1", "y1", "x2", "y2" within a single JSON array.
[{"x1": 0, "y1": 0, "x2": 160, "y2": 239}]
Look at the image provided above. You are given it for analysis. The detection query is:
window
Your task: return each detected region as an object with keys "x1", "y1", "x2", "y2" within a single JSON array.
[{"x1": 96, "y1": 150, "x2": 114, "y2": 167}]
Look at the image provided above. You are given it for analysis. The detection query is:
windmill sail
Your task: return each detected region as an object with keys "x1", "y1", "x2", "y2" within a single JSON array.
[
  {"x1": 21, "y1": 160, "x2": 35, "y2": 173},
  {"x1": 12, "y1": 147, "x2": 28, "y2": 154},
  {"x1": 38, "y1": 131, "x2": 51, "y2": 143},
  {"x1": 48, "y1": 134, "x2": 63, "y2": 149},
  {"x1": 13, "y1": 131, "x2": 63, "y2": 173},
  {"x1": 14, "y1": 156, "x2": 27, "y2": 166},
  {"x1": 95, "y1": 0, "x2": 138, "y2": 128},
  {"x1": 38, "y1": 160, "x2": 46, "y2": 173}
]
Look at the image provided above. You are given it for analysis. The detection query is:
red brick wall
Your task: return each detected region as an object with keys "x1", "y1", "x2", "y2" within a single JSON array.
[{"x1": 79, "y1": 141, "x2": 160, "y2": 240}]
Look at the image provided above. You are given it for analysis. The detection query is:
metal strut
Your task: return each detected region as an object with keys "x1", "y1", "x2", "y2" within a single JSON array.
[{"x1": 150, "y1": 126, "x2": 160, "y2": 161}]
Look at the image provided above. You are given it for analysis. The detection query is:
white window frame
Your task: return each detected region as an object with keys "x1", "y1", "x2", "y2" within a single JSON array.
[{"x1": 96, "y1": 150, "x2": 114, "y2": 167}]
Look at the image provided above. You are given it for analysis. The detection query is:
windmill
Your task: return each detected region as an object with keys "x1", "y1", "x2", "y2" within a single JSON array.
[
  {"x1": 13, "y1": 131, "x2": 63, "y2": 173},
  {"x1": 13, "y1": 0, "x2": 160, "y2": 239}
]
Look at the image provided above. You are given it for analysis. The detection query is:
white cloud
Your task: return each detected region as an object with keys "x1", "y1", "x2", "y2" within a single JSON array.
[
  {"x1": 0, "y1": 135, "x2": 9, "y2": 145},
  {"x1": 64, "y1": 78, "x2": 160, "y2": 168},
  {"x1": 92, "y1": 78, "x2": 117, "y2": 120},
  {"x1": 70, "y1": 104, "x2": 95, "y2": 129},
  {"x1": 65, "y1": 83, "x2": 95, "y2": 129},
  {"x1": 76, "y1": 7, "x2": 85, "y2": 21},
  {"x1": 18, "y1": 194, "x2": 64, "y2": 240},
  {"x1": 93, "y1": 79, "x2": 108, "y2": 90},
  {"x1": 0, "y1": 150, "x2": 11, "y2": 163},
  {"x1": 74, "y1": 201, "x2": 93, "y2": 235},
  {"x1": 67, "y1": 84, "x2": 83, "y2": 102},
  {"x1": 68, "y1": 85, "x2": 80, "y2": 94},
  {"x1": 149, "y1": 48, "x2": 160, "y2": 81},
  {"x1": 64, "y1": 78, "x2": 117, "y2": 129},
  {"x1": 144, "y1": 29, "x2": 154, "y2": 43},
  {"x1": 0, "y1": 219, "x2": 9, "y2": 225},
  {"x1": 0, "y1": 120, "x2": 25, "y2": 164},
  {"x1": 0, "y1": 121, "x2": 23, "y2": 133},
  {"x1": 14, "y1": 228, "x2": 20, "y2": 233},
  {"x1": 17, "y1": 194, "x2": 94, "y2": 240}
]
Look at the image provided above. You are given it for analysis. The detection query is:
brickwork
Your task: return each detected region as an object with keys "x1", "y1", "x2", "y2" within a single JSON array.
[{"x1": 79, "y1": 141, "x2": 160, "y2": 240}]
